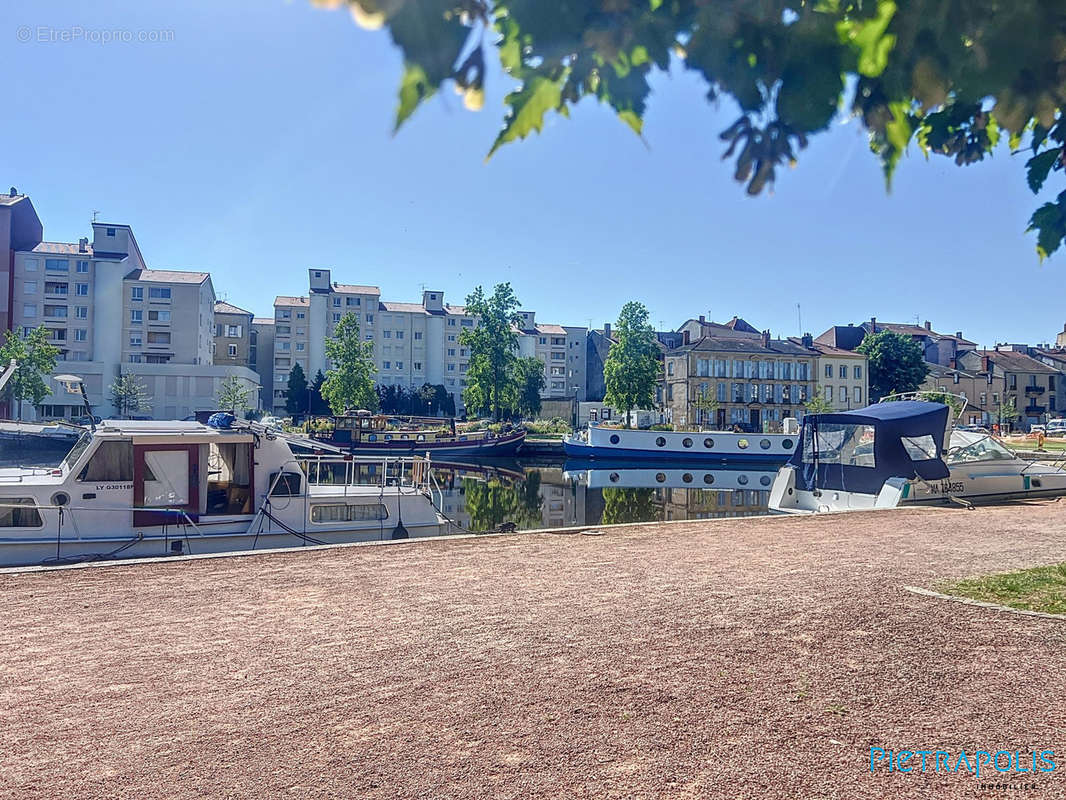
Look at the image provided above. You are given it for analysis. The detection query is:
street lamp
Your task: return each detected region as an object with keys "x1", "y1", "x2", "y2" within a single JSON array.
[{"x1": 54, "y1": 373, "x2": 94, "y2": 430}]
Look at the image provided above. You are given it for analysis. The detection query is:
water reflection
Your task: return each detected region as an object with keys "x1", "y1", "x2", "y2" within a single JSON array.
[{"x1": 432, "y1": 458, "x2": 779, "y2": 532}]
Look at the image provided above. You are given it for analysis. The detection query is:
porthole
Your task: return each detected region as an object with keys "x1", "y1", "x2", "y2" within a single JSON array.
[
  {"x1": 1033, "y1": 478, "x2": 1043, "y2": 488},
  {"x1": 738, "y1": 438, "x2": 749, "y2": 449},
  {"x1": 609, "y1": 472, "x2": 620, "y2": 483},
  {"x1": 704, "y1": 437, "x2": 714, "y2": 448},
  {"x1": 682, "y1": 473, "x2": 693, "y2": 483},
  {"x1": 609, "y1": 434, "x2": 620, "y2": 445},
  {"x1": 760, "y1": 475, "x2": 772, "y2": 486},
  {"x1": 656, "y1": 436, "x2": 667, "y2": 447},
  {"x1": 682, "y1": 437, "x2": 693, "y2": 448},
  {"x1": 737, "y1": 475, "x2": 749, "y2": 485},
  {"x1": 51, "y1": 492, "x2": 70, "y2": 507},
  {"x1": 703, "y1": 474, "x2": 714, "y2": 485},
  {"x1": 783, "y1": 439, "x2": 794, "y2": 450},
  {"x1": 760, "y1": 438, "x2": 771, "y2": 450},
  {"x1": 655, "y1": 472, "x2": 666, "y2": 483}
]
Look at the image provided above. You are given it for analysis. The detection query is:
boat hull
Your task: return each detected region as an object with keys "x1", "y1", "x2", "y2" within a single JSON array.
[
  {"x1": 563, "y1": 427, "x2": 796, "y2": 463},
  {"x1": 311, "y1": 430, "x2": 527, "y2": 458}
]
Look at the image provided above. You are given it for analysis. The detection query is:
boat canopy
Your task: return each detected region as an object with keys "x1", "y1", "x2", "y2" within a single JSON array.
[{"x1": 788, "y1": 401, "x2": 950, "y2": 494}]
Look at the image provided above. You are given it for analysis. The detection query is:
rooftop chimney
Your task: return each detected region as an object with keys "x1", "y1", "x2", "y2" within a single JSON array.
[
  {"x1": 761, "y1": 329, "x2": 771, "y2": 348},
  {"x1": 956, "y1": 330, "x2": 962, "y2": 339},
  {"x1": 698, "y1": 315, "x2": 705, "y2": 324},
  {"x1": 603, "y1": 322, "x2": 611, "y2": 338},
  {"x1": 8, "y1": 187, "x2": 16, "y2": 197},
  {"x1": 801, "y1": 332, "x2": 813, "y2": 348},
  {"x1": 981, "y1": 355, "x2": 990, "y2": 372},
  {"x1": 78, "y1": 237, "x2": 88, "y2": 253},
  {"x1": 682, "y1": 330, "x2": 690, "y2": 345},
  {"x1": 870, "y1": 317, "x2": 877, "y2": 331},
  {"x1": 924, "y1": 320, "x2": 931, "y2": 331}
]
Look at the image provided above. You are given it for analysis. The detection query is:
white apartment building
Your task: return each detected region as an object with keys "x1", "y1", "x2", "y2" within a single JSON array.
[
  {"x1": 272, "y1": 269, "x2": 587, "y2": 415},
  {"x1": 1, "y1": 191, "x2": 257, "y2": 420}
]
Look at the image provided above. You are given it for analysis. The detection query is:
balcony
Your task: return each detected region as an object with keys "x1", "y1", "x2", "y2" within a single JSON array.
[
  {"x1": 1025, "y1": 385, "x2": 1046, "y2": 395},
  {"x1": 1025, "y1": 404, "x2": 1046, "y2": 415}
]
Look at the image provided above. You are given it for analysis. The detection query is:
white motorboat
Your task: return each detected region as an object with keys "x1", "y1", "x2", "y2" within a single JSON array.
[
  {"x1": 0, "y1": 417, "x2": 448, "y2": 568},
  {"x1": 768, "y1": 399, "x2": 1066, "y2": 513}
]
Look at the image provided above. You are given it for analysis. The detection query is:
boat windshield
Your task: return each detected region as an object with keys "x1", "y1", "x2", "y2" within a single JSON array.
[
  {"x1": 61, "y1": 431, "x2": 93, "y2": 472},
  {"x1": 947, "y1": 434, "x2": 1017, "y2": 464},
  {"x1": 802, "y1": 423, "x2": 876, "y2": 467}
]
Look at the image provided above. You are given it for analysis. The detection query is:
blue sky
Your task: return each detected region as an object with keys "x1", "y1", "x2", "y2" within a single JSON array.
[{"x1": 5, "y1": 0, "x2": 1061, "y2": 348}]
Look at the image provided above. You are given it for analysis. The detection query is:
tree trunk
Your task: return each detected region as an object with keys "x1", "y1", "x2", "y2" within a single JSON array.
[{"x1": 626, "y1": 408, "x2": 632, "y2": 429}]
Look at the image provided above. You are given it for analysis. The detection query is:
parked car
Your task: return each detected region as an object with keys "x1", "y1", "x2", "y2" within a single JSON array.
[
  {"x1": 1046, "y1": 419, "x2": 1066, "y2": 437},
  {"x1": 958, "y1": 424, "x2": 990, "y2": 434},
  {"x1": 72, "y1": 414, "x2": 102, "y2": 426}
]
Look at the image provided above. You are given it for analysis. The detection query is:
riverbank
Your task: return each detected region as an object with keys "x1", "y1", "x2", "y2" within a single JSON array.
[{"x1": 3, "y1": 504, "x2": 1065, "y2": 798}]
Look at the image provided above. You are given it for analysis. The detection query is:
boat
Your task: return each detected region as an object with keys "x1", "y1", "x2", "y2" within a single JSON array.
[
  {"x1": 768, "y1": 399, "x2": 1066, "y2": 513},
  {"x1": 0, "y1": 416, "x2": 449, "y2": 568},
  {"x1": 563, "y1": 424, "x2": 797, "y2": 463},
  {"x1": 306, "y1": 411, "x2": 526, "y2": 457},
  {"x1": 564, "y1": 462, "x2": 780, "y2": 491}
]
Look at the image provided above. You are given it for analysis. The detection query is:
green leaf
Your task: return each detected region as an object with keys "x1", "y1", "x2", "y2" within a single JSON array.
[
  {"x1": 488, "y1": 70, "x2": 566, "y2": 158},
  {"x1": 1027, "y1": 194, "x2": 1066, "y2": 261},
  {"x1": 396, "y1": 63, "x2": 430, "y2": 130},
  {"x1": 836, "y1": 0, "x2": 897, "y2": 78},
  {"x1": 1026, "y1": 148, "x2": 1061, "y2": 194}
]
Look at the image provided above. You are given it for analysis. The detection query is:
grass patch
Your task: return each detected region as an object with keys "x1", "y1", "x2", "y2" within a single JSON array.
[
  {"x1": 1004, "y1": 438, "x2": 1066, "y2": 452},
  {"x1": 941, "y1": 563, "x2": 1066, "y2": 615}
]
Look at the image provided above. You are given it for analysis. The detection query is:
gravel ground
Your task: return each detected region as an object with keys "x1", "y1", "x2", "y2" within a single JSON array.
[{"x1": 2, "y1": 504, "x2": 1066, "y2": 799}]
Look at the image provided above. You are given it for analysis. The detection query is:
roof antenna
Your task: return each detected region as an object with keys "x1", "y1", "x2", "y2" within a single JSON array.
[
  {"x1": 796, "y1": 303, "x2": 802, "y2": 335},
  {"x1": 92, "y1": 210, "x2": 100, "y2": 223}
]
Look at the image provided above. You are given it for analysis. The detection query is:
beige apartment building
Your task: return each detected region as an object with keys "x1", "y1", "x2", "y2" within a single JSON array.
[
  {"x1": 803, "y1": 339, "x2": 869, "y2": 410},
  {"x1": 271, "y1": 269, "x2": 587, "y2": 415},
  {"x1": 213, "y1": 301, "x2": 254, "y2": 367}
]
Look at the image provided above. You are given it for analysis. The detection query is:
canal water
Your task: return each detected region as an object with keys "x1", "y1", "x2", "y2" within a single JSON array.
[{"x1": 1, "y1": 441, "x2": 783, "y2": 533}]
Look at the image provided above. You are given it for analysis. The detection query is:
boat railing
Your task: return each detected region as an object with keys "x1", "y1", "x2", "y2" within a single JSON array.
[{"x1": 294, "y1": 452, "x2": 434, "y2": 493}]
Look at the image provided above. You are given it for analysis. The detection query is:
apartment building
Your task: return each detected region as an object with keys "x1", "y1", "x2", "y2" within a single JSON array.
[
  {"x1": 586, "y1": 323, "x2": 680, "y2": 403},
  {"x1": 1, "y1": 191, "x2": 258, "y2": 420},
  {"x1": 799, "y1": 337, "x2": 869, "y2": 410},
  {"x1": 957, "y1": 347, "x2": 1061, "y2": 430},
  {"x1": 663, "y1": 332, "x2": 816, "y2": 431},
  {"x1": 817, "y1": 318, "x2": 976, "y2": 367},
  {"x1": 213, "y1": 301, "x2": 254, "y2": 367},
  {"x1": 921, "y1": 362, "x2": 988, "y2": 425},
  {"x1": 251, "y1": 318, "x2": 275, "y2": 410},
  {"x1": 272, "y1": 269, "x2": 586, "y2": 415}
]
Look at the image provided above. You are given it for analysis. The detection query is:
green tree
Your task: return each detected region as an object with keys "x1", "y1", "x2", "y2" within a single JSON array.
[
  {"x1": 999, "y1": 396, "x2": 1020, "y2": 431},
  {"x1": 460, "y1": 283, "x2": 521, "y2": 421},
  {"x1": 693, "y1": 385, "x2": 719, "y2": 430},
  {"x1": 856, "y1": 331, "x2": 928, "y2": 402},
  {"x1": 321, "y1": 312, "x2": 378, "y2": 414},
  {"x1": 514, "y1": 356, "x2": 546, "y2": 419},
  {"x1": 314, "y1": 1, "x2": 1066, "y2": 258},
  {"x1": 803, "y1": 395, "x2": 834, "y2": 416},
  {"x1": 285, "y1": 362, "x2": 309, "y2": 416},
  {"x1": 461, "y1": 472, "x2": 543, "y2": 532},
  {"x1": 310, "y1": 369, "x2": 329, "y2": 415},
  {"x1": 604, "y1": 301, "x2": 660, "y2": 428},
  {"x1": 109, "y1": 373, "x2": 151, "y2": 418},
  {"x1": 0, "y1": 326, "x2": 60, "y2": 421},
  {"x1": 217, "y1": 375, "x2": 251, "y2": 413},
  {"x1": 601, "y1": 488, "x2": 658, "y2": 526}
]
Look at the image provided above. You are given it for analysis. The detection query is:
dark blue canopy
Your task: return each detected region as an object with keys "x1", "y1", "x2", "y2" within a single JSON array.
[{"x1": 788, "y1": 401, "x2": 950, "y2": 495}]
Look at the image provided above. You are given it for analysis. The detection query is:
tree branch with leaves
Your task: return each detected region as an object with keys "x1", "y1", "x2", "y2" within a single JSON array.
[
  {"x1": 0, "y1": 326, "x2": 60, "y2": 421},
  {"x1": 604, "y1": 301, "x2": 660, "y2": 428},
  {"x1": 321, "y1": 312, "x2": 379, "y2": 415}
]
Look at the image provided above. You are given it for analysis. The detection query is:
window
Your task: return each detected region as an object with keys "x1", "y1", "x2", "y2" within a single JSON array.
[
  {"x1": 854, "y1": 365, "x2": 862, "y2": 379},
  {"x1": 228, "y1": 344, "x2": 237, "y2": 356},
  {"x1": 269, "y1": 472, "x2": 303, "y2": 496},
  {"x1": 72, "y1": 351, "x2": 88, "y2": 361},
  {"x1": 295, "y1": 343, "x2": 305, "y2": 351},
  {"x1": 23, "y1": 281, "x2": 36, "y2": 295},
  {"x1": 414, "y1": 331, "x2": 422, "y2": 340},
  {"x1": 447, "y1": 363, "x2": 455, "y2": 372},
  {"x1": 366, "y1": 314, "x2": 374, "y2": 324},
  {"x1": 296, "y1": 312, "x2": 305, "y2": 319},
  {"x1": 75, "y1": 306, "x2": 87, "y2": 319},
  {"x1": 824, "y1": 385, "x2": 833, "y2": 401},
  {"x1": 448, "y1": 318, "x2": 456, "y2": 327},
  {"x1": 0, "y1": 499, "x2": 42, "y2": 528},
  {"x1": 840, "y1": 386, "x2": 848, "y2": 403},
  {"x1": 383, "y1": 330, "x2": 392, "y2": 339},
  {"x1": 461, "y1": 319, "x2": 473, "y2": 327},
  {"x1": 295, "y1": 327, "x2": 304, "y2": 335},
  {"x1": 333, "y1": 297, "x2": 341, "y2": 307},
  {"x1": 447, "y1": 348, "x2": 456, "y2": 357},
  {"x1": 346, "y1": 297, "x2": 360, "y2": 306},
  {"x1": 106, "y1": 227, "x2": 116, "y2": 236},
  {"x1": 150, "y1": 310, "x2": 171, "y2": 322},
  {"x1": 333, "y1": 313, "x2": 341, "y2": 323},
  {"x1": 854, "y1": 387, "x2": 861, "y2": 403},
  {"x1": 825, "y1": 364, "x2": 833, "y2": 378},
  {"x1": 147, "y1": 331, "x2": 170, "y2": 344},
  {"x1": 314, "y1": 271, "x2": 322, "y2": 278},
  {"x1": 279, "y1": 309, "x2": 291, "y2": 319},
  {"x1": 129, "y1": 334, "x2": 143, "y2": 346},
  {"x1": 75, "y1": 283, "x2": 89, "y2": 296},
  {"x1": 414, "y1": 362, "x2": 422, "y2": 370},
  {"x1": 24, "y1": 258, "x2": 37, "y2": 271},
  {"x1": 130, "y1": 310, "x2": 142, "y2": 323},
  {"x1": 44, "y1": 282, "x2": 67, "y2": 295},
  {"x1": 45, "y1": 259, "x2": 68, "y2": 272},
  {"x1": 311, "y1": 503, "x2": 387, "y2": 523},
  {"x1": 838, "y1": 365, "x2": 847, "y2": 378},
  {"x1": 73, "y1": 329, "x2": 87, "y2": 342},
  {"x1": 803, "y1": 423, "x2": 876, "y2": 467},
  {"x1": 148, "y1": 287, "x2": 171, "y2": 299},
  {"x1": 131, "y1": 287, "x2": 143, "y2": 300},
  {"x1": 226, "y1": 324, "x2": 241, "y2": 337},
  {"x1": 383, "y1": 361, "x2": 391, "y2": 369},
  {"x1": 76, "y1": 260, "x2": 89, "y2": 273},
  {"x1": 980, "y1": 392, "x2": 987, "y2": 405},
  {"x1": 78, "y1": 441, "x2": 133, "y2": 481},
  {"x1": 395, "y1": 331, "x2": 404, "y2": 339},
  {"x1": 396, "y1": 361, "x2": 404, "y2": 369},
  {"x1": 993, "y1": 393, "x2": 999, "y2": 404},
  {"x1": 448, "y1": 334, "x2": 456, "y2": 342},
  {"x1": 278, "y1": 341, "x2": 291, "y2": 351},
  {"x1": 539, "y1": 337, "x2": 547, "y2": 345},
  {"x1": 129, "y1": 355, "x2": 142, "y2": 363},
  {"x1": 22, "y1": 304, "x2": 36, "y2": 317}
]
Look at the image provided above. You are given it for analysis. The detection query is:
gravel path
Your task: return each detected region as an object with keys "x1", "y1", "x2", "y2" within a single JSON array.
[{"x1": 2, "y1": 504, "x2": 1066, "y2": 798}]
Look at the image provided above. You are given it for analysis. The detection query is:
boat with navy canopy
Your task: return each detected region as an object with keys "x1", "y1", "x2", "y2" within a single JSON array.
[
  {"x1": 0, "y1": 415, "x2": 448, "y2": 568},
  {"x1": 768, "y1": 399, "x2": 1066, "y2": 513}
]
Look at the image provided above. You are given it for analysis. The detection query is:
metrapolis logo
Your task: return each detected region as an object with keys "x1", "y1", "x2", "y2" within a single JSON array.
[{"x1": 870, "y1": 748, "x2": 1056, "y2": 778}]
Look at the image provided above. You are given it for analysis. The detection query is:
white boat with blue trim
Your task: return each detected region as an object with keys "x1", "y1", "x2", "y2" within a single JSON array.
[
  {"x1": 563, "y1": 424, "x2": 798, "y2": 463},
  {"x1": 0, "y1": 417, "x2": 448, "y2": 568}
]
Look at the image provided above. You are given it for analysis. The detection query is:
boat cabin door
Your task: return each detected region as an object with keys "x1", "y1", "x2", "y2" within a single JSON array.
[{"x1": 132, "y1": 444, "x2": 200, "y2": 527}]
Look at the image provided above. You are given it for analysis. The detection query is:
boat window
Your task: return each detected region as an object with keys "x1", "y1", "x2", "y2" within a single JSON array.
[
  {"x1": 803, "y1": 423, "x2": 876, "y2": 467},
  {"x1": 901, "y1": 435, "x2": 938, "y2": 461},
  {"x1": 0, "y1": 499, "x2": 43, "y2": 528},
  {"x1": 311, "y1": 503, "x2": 388, "y2": 523},
  {"x1": 62, "y1": 432, "x2": 93, "y2": 471},
  {"x1": 78, "y1": 440, "x2": 133, "y2": 481},
  {"x1": 206, "y1": 442, "x2": 253, "y2": 514},
  {"x1": 269, "y1": 471, "x2": 303, "y2": 496},
  {"x1": 948, "y1": 437, "x2": 1015, "y2": 464}
]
